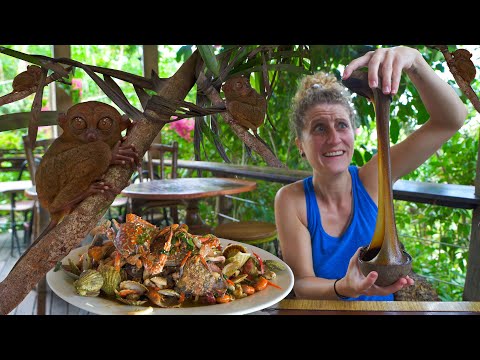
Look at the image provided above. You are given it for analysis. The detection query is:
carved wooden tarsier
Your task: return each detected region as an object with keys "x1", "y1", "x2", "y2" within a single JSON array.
[
  {"x1": 222, "y1": 75, "x2": 267, "y2": 131},
  {"x1": 450, "y1": 49, "x2": 476, "y2": 84},
  {"x1": 34, "y1": 101, "x2": 139, "y2": 241},
  {"x1": 12, "y1": 65, "x2": 43, "y2": 92},
  {"x1": 342, "y1": 71, "x2": 412, "y2": 286}
]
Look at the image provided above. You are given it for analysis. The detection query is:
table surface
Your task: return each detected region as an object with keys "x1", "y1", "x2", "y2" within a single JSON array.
[
  {"x1": 263, "y1": 299, "x2": 480, "y2": 315},
  {"x1": 0, "y1": 180, "x2": 32, "y2": 194},
  {"x1": 24, "y1": 186, "x2": 37, "y2": 199},
  {"x1": 122, "y1": 177, "x2": 257, "y2": 200}
]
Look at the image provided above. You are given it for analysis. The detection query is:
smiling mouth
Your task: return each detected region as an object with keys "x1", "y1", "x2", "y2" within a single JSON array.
[{"x1": 323, "y1": 150, "x2": 345, "y2": 157}]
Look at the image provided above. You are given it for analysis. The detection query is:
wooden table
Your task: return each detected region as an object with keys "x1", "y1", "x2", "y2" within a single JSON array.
[
  {"x1": 0, "y1": 180, "x2": 32, "y2": 194},
  {"x1": 122, "y1": 177, "x2": 257, "y2": 234},
  {"x1": 0, "y1": 180, "x2": 33, "y2": 256},
  {"x1": 262, "y1": 299, "x2": 480, "y2": 315}
]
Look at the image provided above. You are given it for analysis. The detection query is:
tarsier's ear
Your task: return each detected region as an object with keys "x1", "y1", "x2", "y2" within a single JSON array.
[
  {"x1": 119, "y1": 114, "x2": 132, "y2": 132},
  {"x1": 58, "y1": 112, "x2": 67, "y2": 129}
]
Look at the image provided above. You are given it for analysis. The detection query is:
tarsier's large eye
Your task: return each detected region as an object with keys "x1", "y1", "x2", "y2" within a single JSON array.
[
  {"x1": 71, "y1": 117, "x2": 87, "y2": 130},
  {"x1": 98, "y1": 117, "x2": 113, "y2": 130}
]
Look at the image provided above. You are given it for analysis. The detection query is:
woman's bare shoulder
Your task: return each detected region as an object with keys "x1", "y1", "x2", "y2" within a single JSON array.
[{"x1": 275, "y1": 179, "x2": 305, "y2": 201}]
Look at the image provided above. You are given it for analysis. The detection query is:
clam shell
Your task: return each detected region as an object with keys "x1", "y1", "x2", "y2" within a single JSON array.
[
  {"x1": 98, "y1": 265, "x2": 122, "y2": 297},
  {"x1": 222, "y1": 244, "x2": 248, "y2": 259},
  {"x1": 73, "y1": 269, "x2": 104, "y2": 297}
]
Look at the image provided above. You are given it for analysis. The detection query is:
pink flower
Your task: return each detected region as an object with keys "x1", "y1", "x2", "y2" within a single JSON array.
[
  {"x1": 72, "y1": 78, "x2": 83, "y2": 96},
  {"x1": 169, "y1": 118, "x2": 195, "y2": 142}
]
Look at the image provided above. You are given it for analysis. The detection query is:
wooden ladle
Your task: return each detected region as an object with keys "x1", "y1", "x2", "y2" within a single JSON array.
[{"x1": 342, "y1": 70, "x2": 412, "y2": 286}]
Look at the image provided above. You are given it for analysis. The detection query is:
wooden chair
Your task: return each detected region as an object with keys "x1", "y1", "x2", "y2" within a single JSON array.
[
  {"x1": 213, "y1": 220, "x2": 279, "y2": 256},
  {"x1": 130, "y1": 141, "x2": 180, "y2": 226}
]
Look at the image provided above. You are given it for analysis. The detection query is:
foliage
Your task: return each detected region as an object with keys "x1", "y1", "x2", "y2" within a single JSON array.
[{"x1": 0, "y1": 44, "x2": 478, "y2": 301}]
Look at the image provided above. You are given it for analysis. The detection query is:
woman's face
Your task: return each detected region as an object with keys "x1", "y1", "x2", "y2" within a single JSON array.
[{"x1": 297, "y1": 103, "x2": 354, "y2": 176}]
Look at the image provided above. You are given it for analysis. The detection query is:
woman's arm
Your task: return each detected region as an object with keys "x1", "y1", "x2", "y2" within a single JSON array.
[
  {"x1": 275, "y1": 183, "x2": 339, "y2": 299},
  {"x1": 344, "y1": 46, "x2": 468, "y2": 185}
]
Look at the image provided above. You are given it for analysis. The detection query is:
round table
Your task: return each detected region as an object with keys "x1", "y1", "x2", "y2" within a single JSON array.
[{"x1": 122, "y1": 177, "x2": 257, "y2": 234}]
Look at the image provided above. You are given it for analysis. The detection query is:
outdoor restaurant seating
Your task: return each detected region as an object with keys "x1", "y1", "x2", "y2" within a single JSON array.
[
  {"x1": 130, "y1": 141, "x2": 181, "y2": 226},
  {"x1": 213, "y1": 220, "x2": 279, "y2": 257},
  {"x1": 0, "y1": 153, "x2": 34, "y2": 255}
]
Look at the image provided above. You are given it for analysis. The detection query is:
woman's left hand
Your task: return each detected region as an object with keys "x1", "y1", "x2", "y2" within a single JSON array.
[{"x1": 340, "y1": 247, "x2": 415, "y2": 297}]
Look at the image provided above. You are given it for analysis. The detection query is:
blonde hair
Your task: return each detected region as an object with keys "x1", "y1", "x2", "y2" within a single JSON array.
[{"x1": 291, "y1": 72, "x2": 356, "y2": 139}]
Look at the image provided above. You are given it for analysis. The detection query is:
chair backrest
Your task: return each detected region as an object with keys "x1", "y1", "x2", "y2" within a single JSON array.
[
  {"x1": 0, "y1": 155, "x2": 27, "y2": 176},
  {"x1": 22, "y1": 135, "x2": 55, "y2": 185},
  {"x1": 146, "y1": 141, "x2": 179, "y2": 181}
]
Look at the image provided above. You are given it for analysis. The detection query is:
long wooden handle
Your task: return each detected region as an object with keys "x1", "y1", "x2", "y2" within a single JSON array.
[{"x1": 369, "y1": 89, "x2": 404, "y2": 265}]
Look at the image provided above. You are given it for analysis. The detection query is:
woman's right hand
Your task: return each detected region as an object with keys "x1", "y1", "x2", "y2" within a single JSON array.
[
  {"x1": 335, "y1": 247, "x2": 414, "y2": 298},
  {"x1": 342, "y1": 46, "x2": 422, "y2": 96}
]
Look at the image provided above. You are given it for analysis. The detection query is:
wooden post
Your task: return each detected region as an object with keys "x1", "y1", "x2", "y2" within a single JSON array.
[
  {"x1": 52, "y1": 45, "x2": 72, "y2": 112},
  {"x1": 464, "y1": 136, "x2": 480, "y2": 300},
  {"x1": 143, "y1": 45, "x2": 160, "y2": 144}
]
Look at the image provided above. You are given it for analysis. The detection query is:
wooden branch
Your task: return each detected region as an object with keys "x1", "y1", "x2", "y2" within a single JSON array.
[
  {"x1": 436, "y1": 46, "x2": 480, "y2": 113},
  {"x1": 145, "y1": 95, "x2": 226, "y2": 121},
  {"x1": 0, "y1": 51, "x2": 202, "y2": 315},
  {"x1": 88, "y1": 65, "x2": 156, "y2": 90},
  {"x1": 197, "y1": 72, "x2": 285, "y2": 168},
  {"x1": 57, "y1": 58, "x2": 145, "y2": 122},
  {"x1": 0, "y1": 69, "x2": 71, "y2": 106},
  {"x1": 29, "y1": 68, "x2": 48, "y2": 146}
]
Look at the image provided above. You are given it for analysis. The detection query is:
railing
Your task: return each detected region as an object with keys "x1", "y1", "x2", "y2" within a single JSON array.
[
  {"x1": 164, "y1": 159, "x2": 480, "y2": 300},
  {"x1": 168, "y1": 159, "x2": 480, "y2": 209}
]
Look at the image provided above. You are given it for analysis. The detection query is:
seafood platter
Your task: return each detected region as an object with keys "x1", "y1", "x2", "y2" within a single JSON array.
[{"x1": 47, "y1": 214, "x2": 293, "y2": 315}]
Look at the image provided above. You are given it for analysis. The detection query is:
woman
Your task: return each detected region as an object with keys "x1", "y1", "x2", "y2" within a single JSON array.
[{"x1": 274, "y1": 46, "x2": 467, "y2": 300}]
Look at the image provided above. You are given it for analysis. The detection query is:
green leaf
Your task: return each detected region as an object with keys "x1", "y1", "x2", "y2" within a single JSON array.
[
  {"x1": 390, "y1": 117, "x2": 400, "y2": 144},
  {"x1": 353, "y1": 149, "x2": 364, "y2": 166},
  {"x1": 364, "y1": 149, "x2": 373, "y2": 162},
  {"x1": 176, "y1": 45, "x2": 192, "y2": 62},
  {"x1": 197, "y1": 45, "x2": 220, "y2": 77},
  {"x1": 54, "y1": 261, "x2": 62, "y2": 272}
]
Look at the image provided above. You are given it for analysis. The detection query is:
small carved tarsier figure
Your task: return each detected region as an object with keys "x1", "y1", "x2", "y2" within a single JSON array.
[
  {"x1": 34, "y1": 101, "x2": 140, "y2": 241},
  {"x1": 222, "y1": 75, "x2": 267, "y2": 131},
  {"x1": 449, "y1": 48, "x2": 476, "y2": 84},
  {"x1": 12, "y1": 65, "x2": 43, "y2": 92}
]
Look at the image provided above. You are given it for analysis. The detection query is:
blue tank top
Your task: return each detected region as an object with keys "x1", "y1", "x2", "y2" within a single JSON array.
[{"x1": 303, "y1": 165, "x2": 393, "y2": 301}]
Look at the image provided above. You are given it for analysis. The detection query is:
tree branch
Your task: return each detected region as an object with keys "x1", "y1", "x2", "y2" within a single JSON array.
[
  {"x1": 433, "y1": 46, "x2": 480, "y2": 113},
  {"x1": 0, "y1": 68, "x2": 72, "y2": 106}
]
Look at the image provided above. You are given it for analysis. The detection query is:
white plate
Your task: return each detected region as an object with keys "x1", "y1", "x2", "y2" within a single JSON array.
[{"x1": 46, "y1": 238, "x2": 294, "y2": 315}]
